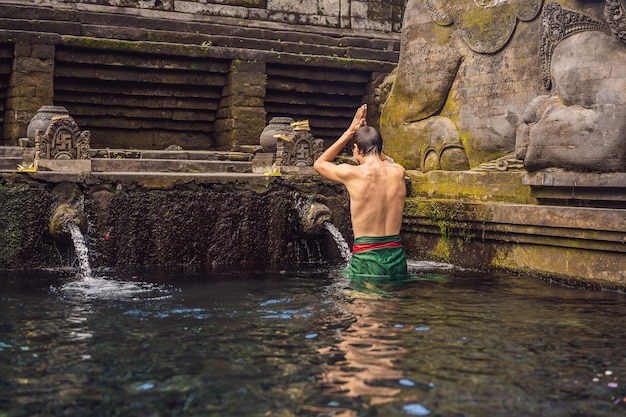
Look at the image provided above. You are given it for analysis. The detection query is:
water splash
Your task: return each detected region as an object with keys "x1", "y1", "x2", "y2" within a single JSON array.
[
  {"x1": 66, "y1": 221, "x2": 93, "y2": 280},
  {"x1": 60, "y1": 222, "x2": 171, "y2": 302},
  {"x1": 323, "y1": 221, "x2": 351, "y2": 262},
  {"x1": 58, "y1": 275, "x2": 171, "y2": 301}
]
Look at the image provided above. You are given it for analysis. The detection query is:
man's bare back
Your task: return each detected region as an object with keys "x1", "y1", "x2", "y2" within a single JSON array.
[
  {"x1": 342, "y1": 158, "x2": 406, "y2": 238},
  {"x1": 313, "y1": 104, "x2": 406, "y2": 238}
]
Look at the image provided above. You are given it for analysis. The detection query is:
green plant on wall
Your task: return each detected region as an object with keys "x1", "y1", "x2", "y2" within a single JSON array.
[{"x1": 424, "y1": 201, "x2": 473, "y2": 260}]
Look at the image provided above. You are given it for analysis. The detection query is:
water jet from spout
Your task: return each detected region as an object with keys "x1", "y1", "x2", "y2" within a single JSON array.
[
  {"x1": 65, "y1": 220, "x2": 93, "y2": 280},
  {"x1": 323, "y1": 221, "x2": 351, "y2": 263}
]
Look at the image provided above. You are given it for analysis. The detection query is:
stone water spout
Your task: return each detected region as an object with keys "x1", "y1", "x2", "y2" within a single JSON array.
[
  {"x1": 48, "y1": 183, "x2": 87, "y2": 239},
  {"x1": 297, "y1": 197, "x2": 332, "y2": 236},
  {"x1": 300, "y1": 201, "x2": 331, "y2": 235}
]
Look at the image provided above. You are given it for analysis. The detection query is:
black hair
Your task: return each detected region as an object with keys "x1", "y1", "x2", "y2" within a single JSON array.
[{"x1": 352, "y1": 126, "x2": 383, "y2": 156}]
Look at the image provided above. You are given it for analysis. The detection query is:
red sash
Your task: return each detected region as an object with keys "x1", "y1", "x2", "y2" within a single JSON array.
[{"x1": 352, "y1": 241, "x2": 402, "y2": 254}]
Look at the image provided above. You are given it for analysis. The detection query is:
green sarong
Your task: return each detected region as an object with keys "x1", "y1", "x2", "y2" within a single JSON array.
[{"x1": 345, "y1": 235, "x2": 408, "y2": 279}]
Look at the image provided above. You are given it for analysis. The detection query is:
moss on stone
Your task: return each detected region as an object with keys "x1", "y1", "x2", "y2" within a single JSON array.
[
  {"x1": 406, "y1": 170, "x2": 534, "y2": 204},
  {"x1": 0, "y1": 184, "x2": 58, "y2": 268},
  {"x1": 431, "y1": 24, "x2": 455, "y2": 47},
  {"x1": 62, "y1": 36, "x2": 213, "y2": 58}
]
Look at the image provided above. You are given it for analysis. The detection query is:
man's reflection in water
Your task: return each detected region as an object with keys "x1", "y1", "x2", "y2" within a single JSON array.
[{"x1": 315, "y1": 276, "x2": 414, "y2": 414}]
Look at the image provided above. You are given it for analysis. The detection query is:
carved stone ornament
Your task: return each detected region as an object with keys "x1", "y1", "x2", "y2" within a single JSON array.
[
  {"x1": 471, "y1": 153, "x2": 525, "y2": 172},
  {"x1": 259, "y1": 117, "x2": 294, "y2": 152},
  {"x1": 35, "y1": 116, "x2": 91, "y2": 160},
  {"x1": 275, "y1": 131, "x2": 324, "y2": 167},
  {"x1": 540, "y1": 2, "x2": 610, "y2": 89},
  {"x1": 26, "y1": 105, "x2": 73, "y2": 143},
  {"x1": 425, "y1": 0, "x2": 543, "y2": 53},
  {"x1": 606, "y1": 0, "x2": 626, "y2": 43}
]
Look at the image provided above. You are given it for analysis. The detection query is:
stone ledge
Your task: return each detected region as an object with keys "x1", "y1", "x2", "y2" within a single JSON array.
[
  {"x1": 523, "y1": 170, "x2": 626, "y2": 188},
  {"x1": 523, "y1": 170, "x2": 626, "y2": 207},
  {"x1": 404, "y1": 200, "x2": 626, "y2": 241},
  {"x1": 90, "y1": 158, "x2": 252, "y2": 173},
  {"x1": 407, "y1": 170, "x2": 535, "y2": 204},
  {"x1": 36, "y1": 159, "x2": 91, "y2": 173},
  {"x1": 403, "y1": 199, "x2": 626, "y2": 287}
]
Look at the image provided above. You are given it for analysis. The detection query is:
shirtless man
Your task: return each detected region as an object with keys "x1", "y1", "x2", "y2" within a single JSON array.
[{"x1": 314, "y1": 104, "x2": 408, "y2": 278}]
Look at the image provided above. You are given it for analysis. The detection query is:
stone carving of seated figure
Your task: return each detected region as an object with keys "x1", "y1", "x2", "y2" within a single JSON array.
[
  {"x1": 515, "y1": 1, "x2": 626, "y2": 172},
  {"x1": 380, "y1": 0, "x2": 626, "y2": 173},
  {"x1": 379, "y1": 0, "x2": 544, "y2": 171}
]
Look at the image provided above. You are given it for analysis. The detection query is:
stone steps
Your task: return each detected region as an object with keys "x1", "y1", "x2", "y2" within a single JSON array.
[
  {"x1": 0, "y1": 147, "x2": 255, "y2": 173},
  {"x1": 90, "y1": 158, "x2": 251, "y2": 173},
  {"x1": 0, "y1": 146, "x2": 26, "y2": 157},
  {"x1": 0, "y1": 157, "x2": 23, "y2": 171},
  {"x1": 90, "y1": 149, "x2": 253, "y2": 161},
  {"x1": 0, "y1": 146, "x2": 33, "y2": 171},
  {"x1": 92, "y1": 149, "x2": 254, "y2": 173}
]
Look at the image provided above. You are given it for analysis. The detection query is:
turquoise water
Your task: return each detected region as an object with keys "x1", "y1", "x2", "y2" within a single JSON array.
[{"x1": 1, "y1": 262, "x2": 625, "y2": 416}]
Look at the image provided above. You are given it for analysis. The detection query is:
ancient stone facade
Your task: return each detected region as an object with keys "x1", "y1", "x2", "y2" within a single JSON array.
[
  {"x1": 48, "y1": 0, "x2": 406, "y2": 32},
  {"x1": 0, "y1": 0, "x2": 403, "y2": 150},
  {"x1": 380, "y1": 0, "x2": 626, "y2": 174}
]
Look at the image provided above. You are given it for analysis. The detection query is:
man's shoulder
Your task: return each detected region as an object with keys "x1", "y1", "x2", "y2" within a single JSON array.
[{"x1": 386, "y1": 161, "x2": 406, "y2": 176}]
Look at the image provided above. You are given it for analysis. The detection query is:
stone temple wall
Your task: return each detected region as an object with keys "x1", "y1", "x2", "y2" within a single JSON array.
[
  {"x1": 0, "y1": 0, "x2": 403, "y2": 150},
  {"x1": 50, "y1": 0, "x2": 406, "y2": 32},
  {"x1": 165, "y1": 0, "x2": 404, "y2": 32}
]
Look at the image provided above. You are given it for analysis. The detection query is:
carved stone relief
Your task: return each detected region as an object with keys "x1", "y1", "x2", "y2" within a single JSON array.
[
  {"x1": 606, "y1": 0, "x2": 626, "y2": 42},
  {"x1": 516, "y1": 2, "x2": 626, "y2": 172},
  {"x1": 425, "y1": 0, "x2": 543, "y2": 53},
  {"x1": 380, "y1": 0, "x2": 545, "y2": 170},
  {"x1": 540, "y1": 2, "x2": 609, "y2": 89},
  {"x1": 381, "y1": 0, "x2": 626, "y2": 173},
  {"x1": 276, "y1": 130, "x2": 324, "y2": 168},
  {"x1": 35, "y1": 116, "x2": 91, "y2": 161}
]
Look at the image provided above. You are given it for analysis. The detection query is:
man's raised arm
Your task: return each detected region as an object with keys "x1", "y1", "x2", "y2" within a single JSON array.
[{"x1": 313, "y1": 105, "x2": 367, "y2": 182}]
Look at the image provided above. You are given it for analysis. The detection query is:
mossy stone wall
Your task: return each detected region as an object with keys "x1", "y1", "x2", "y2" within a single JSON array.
[{"x1": 0, "y1": 174, "x2": 352, "y2": 270}]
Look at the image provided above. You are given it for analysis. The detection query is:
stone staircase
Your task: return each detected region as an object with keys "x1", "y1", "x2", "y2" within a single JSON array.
[
  {"x1": 0, "y1": 146, "x2": 255, "y2": 174},
  {"x1": 0, "y1": 147, "x2": 33, "y2": 171}
]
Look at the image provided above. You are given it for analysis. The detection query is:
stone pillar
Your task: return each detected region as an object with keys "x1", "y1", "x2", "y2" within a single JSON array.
[
  {"x1": 214, "y1": 59, "x2": 266, "y2": 151},
  {"x1": 3, "y1": 42, "x2": 55, "y2": 144}
]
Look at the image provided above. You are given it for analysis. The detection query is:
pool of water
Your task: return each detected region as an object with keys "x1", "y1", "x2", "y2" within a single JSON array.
[{"x1": 1, "y1": 262, "x2": 625, "y2": 416}]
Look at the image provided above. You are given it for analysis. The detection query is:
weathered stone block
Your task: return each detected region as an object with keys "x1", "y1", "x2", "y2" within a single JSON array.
[
  {"x1": 5, "y1": 97, "x2": 43, "y2": 113},
  {"x1": 214, "y1": 106, "x2": 266, "y2": 149},
  {"x1": 14, "y1": 57, "x2": 53, "y2": 73},
  {"x1": 36, "y1": 159, "x2": 91, "y2": 173},
  {"x1": 31, "y1": 44, "x2": 55, "y2": 59},
  {"x1": 222, "y1": 84, "x2": 266, "y2": 99},
  {"x1": 226, "y1": 70, "x2": 266, "y2": 86},
  {"x1": 175, "y1": 1, "x2": 251, "y2": 18},
  {"x1": 218, "y1": 94, "x2": 264, "y2": 108},
  {"x1": 13, "y1": 43, "x2": 31, "y2": 57},
  {"x1": 214, "y1": 117, "x2": 236, "y2": 133},
  {"x1": 318, "y1": 0, "x2": 339, "y2": 17},
  {"x1": 6, "y1": 85, "x2": 37, "y2": 98},
  {"x1": 267, "y1": 0, "x2": 317, "y2": 14}
]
